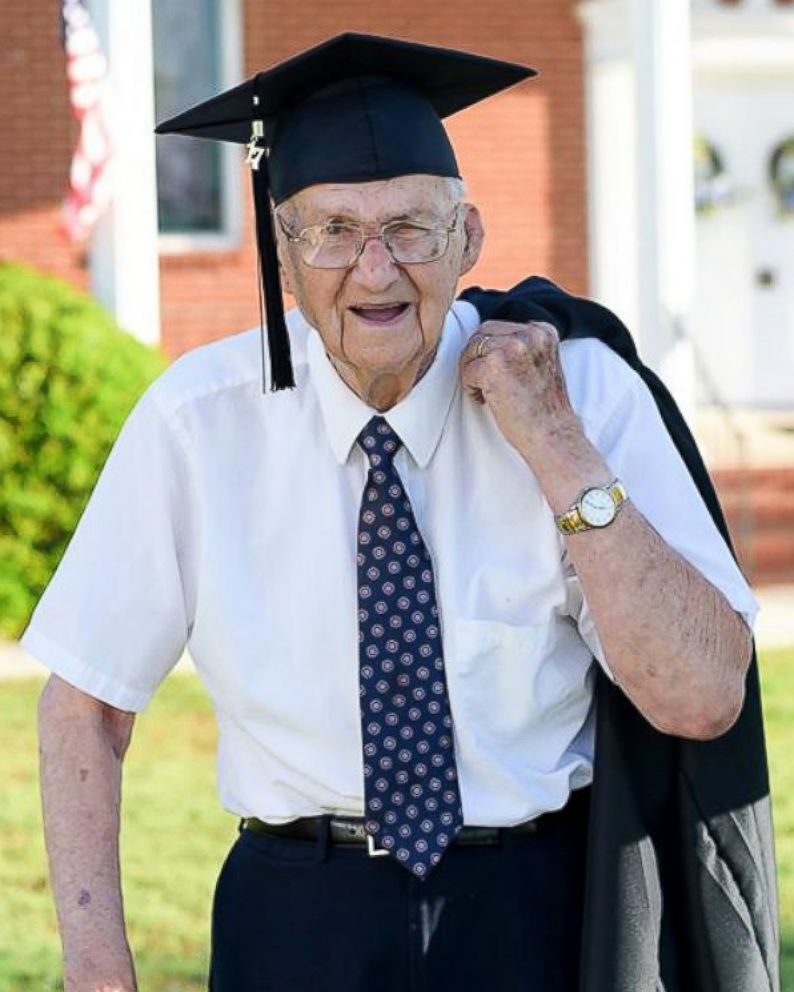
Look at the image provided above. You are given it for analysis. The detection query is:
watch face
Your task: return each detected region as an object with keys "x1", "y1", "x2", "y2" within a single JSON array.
[{"x1": 580, "y1": 488, "x2": 615, "y2": 527}]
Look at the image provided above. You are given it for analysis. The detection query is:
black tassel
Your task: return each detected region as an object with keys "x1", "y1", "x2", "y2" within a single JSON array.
[{"x1": 251, "y1": 157, "x2": 295, "y2": 392}]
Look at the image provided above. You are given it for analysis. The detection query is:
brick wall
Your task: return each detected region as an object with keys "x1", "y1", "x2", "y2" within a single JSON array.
[
  {"x1": 1, "y1": 0, "x2": 588, "y2": 359},
  {"x1": 0, "y1": 2, "x2": 89, "y2": 293}
]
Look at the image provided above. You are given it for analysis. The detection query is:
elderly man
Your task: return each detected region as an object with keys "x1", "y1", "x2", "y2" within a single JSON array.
[{"x1": 24, "y1": 33, "x2": 774, "y2": 992}]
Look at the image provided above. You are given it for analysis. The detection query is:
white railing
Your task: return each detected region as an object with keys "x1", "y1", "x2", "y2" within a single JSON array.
[
  {"x1": 672, "y1": 315, "x2": 755, "y2": 572},
  {"x1": 692, "y1": 0, "x2": 794, "y2": 11}
]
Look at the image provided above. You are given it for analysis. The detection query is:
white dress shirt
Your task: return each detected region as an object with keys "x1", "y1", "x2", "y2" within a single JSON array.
[{"x1": 20, "y1": 301, "x2": 758, "y2": 826}]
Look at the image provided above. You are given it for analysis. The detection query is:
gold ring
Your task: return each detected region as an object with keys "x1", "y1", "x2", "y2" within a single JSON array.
[{"x1": 474, "y1": 334, "x2": 491, "y2": 359}]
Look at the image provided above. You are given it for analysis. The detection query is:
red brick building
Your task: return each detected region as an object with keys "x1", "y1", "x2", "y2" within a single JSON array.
[
  {"x1": 4, "y1": 3, "x2": 794, "y2": 586},
  {"x1": 0, "y1": 0, "x2": 588, "y2": 359}
]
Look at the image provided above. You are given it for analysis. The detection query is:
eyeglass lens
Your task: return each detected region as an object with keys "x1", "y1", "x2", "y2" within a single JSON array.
[{"x1": 300, "y1": 223, "x2": 452, "y2": 269}]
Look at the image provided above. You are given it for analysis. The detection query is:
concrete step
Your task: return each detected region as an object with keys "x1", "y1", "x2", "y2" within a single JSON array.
[
  {"x1": 713, "y1": 466, "x2": 794, "y2": 493},
  {"x1": 720, "y1": 492, "x2": 794, "y2": 528},
  {"x1": 712, "y1": 468, "x2": 794, "y2": 585}
]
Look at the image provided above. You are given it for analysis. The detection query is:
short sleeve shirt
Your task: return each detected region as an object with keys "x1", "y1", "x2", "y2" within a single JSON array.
[{"x1": 20, "y1": 301, "x2": 759, "y2": 826}]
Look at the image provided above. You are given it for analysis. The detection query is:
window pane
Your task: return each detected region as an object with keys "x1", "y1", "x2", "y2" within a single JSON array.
[{"x1": 153, "y1": 0, "x2": 223, "y2": 233}]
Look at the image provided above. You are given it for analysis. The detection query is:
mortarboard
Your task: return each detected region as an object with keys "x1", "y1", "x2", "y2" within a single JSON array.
[{"x1": 155, "y1": 33, "x2": 537, "y2": 391}]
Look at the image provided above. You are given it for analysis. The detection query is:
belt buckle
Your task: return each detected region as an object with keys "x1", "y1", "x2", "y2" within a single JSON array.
[{"x1": 366, "y1": 834, "x2": 390, "y2": 858}]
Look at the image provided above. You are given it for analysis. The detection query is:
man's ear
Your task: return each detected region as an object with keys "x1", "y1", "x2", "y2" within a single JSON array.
[
  {"x1": 275, "y1": 231, "x2": 295, "y2": 296},
  {"x1": 279, "y1": 257, "x2": 294, "y2": 297},
  {"x1": 458, "y1": 204, "x2": 484, "y2": 277}
]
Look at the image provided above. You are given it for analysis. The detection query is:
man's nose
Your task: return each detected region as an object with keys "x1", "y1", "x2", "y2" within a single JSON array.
[{"x1": 349, "y1": 236, "x2": 400, "y2": 291}]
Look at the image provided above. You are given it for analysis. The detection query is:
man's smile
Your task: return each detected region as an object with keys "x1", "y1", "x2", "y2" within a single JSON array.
[{"x1": 348, "y1": 302, "x2": 412, "y2": 325}]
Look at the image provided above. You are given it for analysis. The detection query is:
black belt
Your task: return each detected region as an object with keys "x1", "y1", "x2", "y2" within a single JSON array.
[{"x1": 242, "y1": 786, "x2": 590, "y2": 855}]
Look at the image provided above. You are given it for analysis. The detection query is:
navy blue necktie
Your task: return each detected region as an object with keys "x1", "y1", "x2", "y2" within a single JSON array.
[{"x1": 356, "y1": 416, "x2": 463, "y2": 878}]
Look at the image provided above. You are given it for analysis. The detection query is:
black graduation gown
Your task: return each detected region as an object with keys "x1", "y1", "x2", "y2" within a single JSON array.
[{"x1": 457, "y1": 277, "x2": 780, "y2": 992}]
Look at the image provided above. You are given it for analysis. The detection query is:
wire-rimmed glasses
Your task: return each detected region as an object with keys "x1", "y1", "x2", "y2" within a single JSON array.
[{"x1": 276, "y1": 204, "x2": 465, "y2": 269}]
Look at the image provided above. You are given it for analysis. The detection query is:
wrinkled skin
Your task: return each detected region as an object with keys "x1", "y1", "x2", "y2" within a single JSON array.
[
  {"x1": 276, "y1": 174, "x2": 484, "y2": 411},
  {"x1": 276, "y1": 174, "x2": 577, "y2": 447},
  {"x1": 459, "y1": 318, "x2": 579, "y2": 458}
]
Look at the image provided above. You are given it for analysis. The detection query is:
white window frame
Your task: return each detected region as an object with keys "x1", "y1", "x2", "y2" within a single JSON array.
[{"x1": 158, "y1": 0, "x2": 244, "y2": 254}]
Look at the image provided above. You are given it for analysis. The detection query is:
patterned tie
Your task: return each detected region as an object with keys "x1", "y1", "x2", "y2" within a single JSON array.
[{"x1": 356, "y1": 416, "x2": 463, "y2": 879}]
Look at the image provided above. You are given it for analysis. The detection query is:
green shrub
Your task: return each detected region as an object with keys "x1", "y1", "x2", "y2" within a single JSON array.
[{"x1": 0, "y1": 261, "x2": 168, "y2": 639}]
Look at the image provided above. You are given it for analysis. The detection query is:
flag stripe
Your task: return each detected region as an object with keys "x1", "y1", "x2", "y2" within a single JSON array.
[{"x1": 60, "y1": 0, "x2": 113, "y2": 243}]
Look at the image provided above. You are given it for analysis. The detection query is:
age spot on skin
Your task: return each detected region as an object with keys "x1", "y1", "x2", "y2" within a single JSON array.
[
  {"x1": 78, "y1": 889, "x2": 91, "y2": 906},
  {"x1": 79, "y1": 768, "x2": 89, "y2": 782}
]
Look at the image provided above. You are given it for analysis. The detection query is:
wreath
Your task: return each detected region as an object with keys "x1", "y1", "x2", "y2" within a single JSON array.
[
  {"x1": 770, "y1": 137, "x2": 794, "y2": 215},
  {"x1": 694, "y1": 136, "x2": 734, "y2": 214}
]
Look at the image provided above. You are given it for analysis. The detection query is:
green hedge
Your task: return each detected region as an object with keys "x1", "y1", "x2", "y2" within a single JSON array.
[{"x1": 0, "y1": 262, "x2": 168, "y2": 640}]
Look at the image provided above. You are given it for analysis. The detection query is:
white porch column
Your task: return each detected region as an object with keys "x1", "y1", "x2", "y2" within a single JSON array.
[
  {"x1": 631, "y1": 0, "x2": 697, "y2": 417},
  {"x1": 577, "y1": 0, "x2": 697, "y2": 417},
  {"x1": 578, "y1": 0, "x2": 639, "y2": 336},
  {"x1": 89, "y1": 0, "x2": 161, "y2": 346}
]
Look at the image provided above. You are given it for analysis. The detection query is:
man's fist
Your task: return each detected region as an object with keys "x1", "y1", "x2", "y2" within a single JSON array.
[{"x1": 459, "y1": 319, "x2": 581, "y2": 462}]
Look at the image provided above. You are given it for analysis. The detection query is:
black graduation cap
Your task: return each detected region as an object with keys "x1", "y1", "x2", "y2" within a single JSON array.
[{"x1": 155, "y1": 33, "x2": 537, "y2": 391}]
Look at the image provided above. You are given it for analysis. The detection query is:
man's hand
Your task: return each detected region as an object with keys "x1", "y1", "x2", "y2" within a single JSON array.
[{"x1": 459, "y1": 319, "x2": 582, "y2": 466}]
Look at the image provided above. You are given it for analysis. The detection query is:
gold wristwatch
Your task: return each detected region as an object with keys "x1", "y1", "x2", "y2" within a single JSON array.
[{"x1": 555, "y1": 478, "x2": 627, "y2": 535}]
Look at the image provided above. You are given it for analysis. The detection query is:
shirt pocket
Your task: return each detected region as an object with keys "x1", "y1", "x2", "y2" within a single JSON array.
[{"x1": 451, "y1": 618, "x2": 563, "y2": 744}]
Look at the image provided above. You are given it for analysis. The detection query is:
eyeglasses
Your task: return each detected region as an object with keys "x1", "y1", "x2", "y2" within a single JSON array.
[{"x1": 276, "y1": 204, "x2": 464, "y2": 269}]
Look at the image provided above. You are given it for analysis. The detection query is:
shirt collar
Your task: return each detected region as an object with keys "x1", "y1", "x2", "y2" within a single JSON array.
[{"x1": 306, "y1": 305, "x2": 471, "y2": 468}]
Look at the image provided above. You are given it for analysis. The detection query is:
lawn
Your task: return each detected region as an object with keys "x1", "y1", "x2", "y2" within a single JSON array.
[
  {"x1": 763, "y1": 648, "x2": 794, "y2": 989},
  {"x1": 1, "y1": 649, "x2": 792, "y2": 991},
  {"x1": 0, "y1": 673, "x2": 232, "y2": 991}
]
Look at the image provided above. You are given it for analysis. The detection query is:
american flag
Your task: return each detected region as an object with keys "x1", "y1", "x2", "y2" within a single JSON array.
[{"x1": 60, "y1": 0, "x2": 113, "y2": 242}]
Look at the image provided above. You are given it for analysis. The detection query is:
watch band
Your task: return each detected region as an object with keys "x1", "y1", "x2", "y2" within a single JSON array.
[{"x1": 555, "y1": 478, "x2": 627, "y2": 535}]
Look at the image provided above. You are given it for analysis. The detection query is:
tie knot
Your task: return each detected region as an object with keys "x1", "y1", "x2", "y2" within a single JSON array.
[{"x1": 358, "y1": 416, "x2": 402, "y2": 468}]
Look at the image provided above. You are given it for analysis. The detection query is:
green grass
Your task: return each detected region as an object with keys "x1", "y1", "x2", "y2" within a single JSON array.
[
  {"x1": 0, "y1": 674, "x2": 232, "y2": 991},
  {"x1": 762, "y1": 649, "x2": 794, "y2": 990},
  {"x1": 1, "y1": 651, "x2": 793, "y2": 991}
]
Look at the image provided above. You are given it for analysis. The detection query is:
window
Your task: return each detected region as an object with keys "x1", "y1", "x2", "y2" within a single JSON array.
[{"x1": 153, "y1": 0, "x2": 242, "y2": 249}]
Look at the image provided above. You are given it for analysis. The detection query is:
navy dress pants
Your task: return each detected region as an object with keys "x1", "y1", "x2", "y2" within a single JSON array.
[{"x1": 209, "y1": 789, "x2": 589, "y2": 992}]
